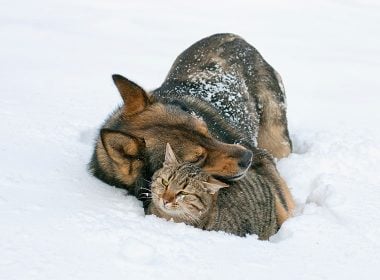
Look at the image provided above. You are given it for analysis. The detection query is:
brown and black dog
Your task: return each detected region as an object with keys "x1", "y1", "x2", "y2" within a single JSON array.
[{"x1": 89, "y1": 33, "x2": 294, "y2": 225}]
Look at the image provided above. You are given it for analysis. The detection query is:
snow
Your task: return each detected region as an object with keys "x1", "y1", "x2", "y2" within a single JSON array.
[
  {"x1": 185, "y1": 63, "x2": 257, "y2": 142},
  {"x1": 1, "y1": 0, "x2": 380, "y2": 279}
]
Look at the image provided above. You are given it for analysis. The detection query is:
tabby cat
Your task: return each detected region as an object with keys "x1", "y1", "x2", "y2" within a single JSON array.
[{"x1": 147, "y1": 143, "x2": 278, "y2": 239}]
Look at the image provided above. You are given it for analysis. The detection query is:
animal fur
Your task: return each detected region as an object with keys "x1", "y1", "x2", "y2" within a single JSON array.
[
  {"x1": 148, "y1": 143, "x2": 278, "y2": 239},
  {"x1": 89, "y1": 33, "x2": 295, "y2": 224}
]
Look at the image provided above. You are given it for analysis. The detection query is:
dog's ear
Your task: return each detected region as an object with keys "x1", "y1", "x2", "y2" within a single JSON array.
[
  {"x1": 100, "y1": 129, "x2": 145, "y2": 164},
  {"x1": 164, "y1": 143, "x2": 179, "y2": 166},
  {"x1": 112, "y1": 74, "x2": 150, "y2": 116},
  {"x1": 203, "y1": 177, "x2": 229, "y2": 195}
]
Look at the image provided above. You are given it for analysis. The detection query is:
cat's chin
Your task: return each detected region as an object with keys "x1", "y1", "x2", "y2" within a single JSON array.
[
  {"x1": 158, "y1": 203, "x2": 182, "y2": 216},
  {"x1": 158, "y1": 204, "x2": 199, "y2": 220},
  {"x1": 160, "y1": 207, "x2": 177, "y2": 214},
  {"x1": 159, "y1": 208, "x2": 192, "y2": 222}
]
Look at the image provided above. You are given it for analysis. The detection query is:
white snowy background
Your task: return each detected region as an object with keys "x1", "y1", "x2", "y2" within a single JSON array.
[{"x1": 1, "y1": 0, "x2": 380, "y2": 279}]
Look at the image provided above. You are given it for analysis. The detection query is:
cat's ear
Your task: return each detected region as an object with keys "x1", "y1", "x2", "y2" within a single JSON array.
[
  {"x1": 203, "y1": 177, "x2": 229, "y2": 195},
  {"x1": 164, "y1": 143, "x2": 179, "y2": 165}
]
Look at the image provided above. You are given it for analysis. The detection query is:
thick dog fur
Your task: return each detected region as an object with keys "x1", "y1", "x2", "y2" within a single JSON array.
[{"x1": 89, "y1": 33, "x2": 295, "y2": 224}]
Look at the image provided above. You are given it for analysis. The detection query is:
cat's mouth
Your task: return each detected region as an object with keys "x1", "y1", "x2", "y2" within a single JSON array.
[{"x1": 159, "y1": 200, "x2": 181, "y2": 213}]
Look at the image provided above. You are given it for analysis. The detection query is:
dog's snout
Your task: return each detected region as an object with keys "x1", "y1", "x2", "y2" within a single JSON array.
[{"x1": 238, "y1": 150, "x2": 253, "y2": 169}]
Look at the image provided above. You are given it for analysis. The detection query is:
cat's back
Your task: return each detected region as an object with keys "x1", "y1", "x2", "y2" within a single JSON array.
[{"x1": 210, "y1": 169, "x2": 278, "y2": 239}]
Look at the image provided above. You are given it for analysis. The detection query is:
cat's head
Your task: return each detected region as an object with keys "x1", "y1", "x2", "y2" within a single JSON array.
[{"x1": 150, "y1": 143, "x2": 228, "y2": 224}]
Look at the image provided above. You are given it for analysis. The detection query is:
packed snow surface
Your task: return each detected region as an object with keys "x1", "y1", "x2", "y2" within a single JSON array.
[{"x1": 1, "y1": 0, "x2": 380, "y2": 279}]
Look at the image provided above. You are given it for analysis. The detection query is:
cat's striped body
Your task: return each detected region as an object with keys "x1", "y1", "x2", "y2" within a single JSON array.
[
  {"x1": 148, "y1": 144, "x2": 277, "y2": 239},
  {"x1": 205, "y1": 168, "x2": 277, "y2": 239}
]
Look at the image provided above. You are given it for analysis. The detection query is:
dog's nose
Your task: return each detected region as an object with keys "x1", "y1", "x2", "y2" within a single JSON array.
[{"x1": 238, "y1": 150, "x2": 253, "y2": 169}]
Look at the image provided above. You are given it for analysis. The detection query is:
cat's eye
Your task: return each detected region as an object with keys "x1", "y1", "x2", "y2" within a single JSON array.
[
  {"x1": 161, "y1": 178, "x2": 169, "y2": 187},
  {"x1": 178, "y1": 191, "x2": 189, "y2": 196}
]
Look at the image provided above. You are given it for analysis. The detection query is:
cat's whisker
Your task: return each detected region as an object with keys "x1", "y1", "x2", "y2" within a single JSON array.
[
  {"x1": 138, "y1": 189, "x2": 151, "y2": 194},
  {"x1": 141, "y1": 178, "x2": 153, "y2": 184},
  {"x1": 139, "y1": 187, "x2": 152, "y2": 192},
  {"x1": 185, "y1": 214, "x2": 199, "y2": 226},
  {"x1": 138, "y1": 190, "x2": 156, "y2": 200},
  {"x1": 147, "y1": 193, "x2": 160, "y2": 201},
  {"x1": 149, "y1": 190, "x2": 158, "y2": 196},
  {"x1": 180, "y1": 205, "x2": 200, "y2": 225}
]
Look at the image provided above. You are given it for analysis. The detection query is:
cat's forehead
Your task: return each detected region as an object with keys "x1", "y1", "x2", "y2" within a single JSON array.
[
  {"x1": 154, "y1": 163, "x2": 209, "y2": 187},
  {"x1": 177, "y1": 163, "x2": 202, "y2": 176},
  {"x1": 157, "y1": 163, "x2": 202, "y2": 176}
]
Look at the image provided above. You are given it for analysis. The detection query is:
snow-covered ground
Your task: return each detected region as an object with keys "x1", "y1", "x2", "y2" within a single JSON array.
[{"x1": 1, "y1": 0, "x2": 380, "y2": 279}]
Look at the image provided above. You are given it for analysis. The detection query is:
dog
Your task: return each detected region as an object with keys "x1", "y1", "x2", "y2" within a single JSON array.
[{"x1": 89, "y1": 33, "x2": 294, "y2": 224}]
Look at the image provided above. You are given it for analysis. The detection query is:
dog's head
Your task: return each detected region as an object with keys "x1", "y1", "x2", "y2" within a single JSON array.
[{"x1": 96, "y1": 74, "x2": 252, "y2": 188}]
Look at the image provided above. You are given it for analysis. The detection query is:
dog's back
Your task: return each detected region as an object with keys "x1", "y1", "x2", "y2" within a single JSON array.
[
  {"x1": 153, "y1": 33, "x2": 294, "y2": 224},
  {"x1": 154, "y1": 33, "x2": 291, "y2": 157}
]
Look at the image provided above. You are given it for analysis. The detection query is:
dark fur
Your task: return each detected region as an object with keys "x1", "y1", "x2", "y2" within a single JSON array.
[
  {"x1": 154, "y1": 33, "x2": 292, "y2": 155},
  {"x1": 89, "y1": 33, "x2": 295, "y2": 224}
]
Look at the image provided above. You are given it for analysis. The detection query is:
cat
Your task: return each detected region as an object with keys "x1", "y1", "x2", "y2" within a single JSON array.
[{"x1": 147, "y1": 143, "x2": 278, "y2": 239}]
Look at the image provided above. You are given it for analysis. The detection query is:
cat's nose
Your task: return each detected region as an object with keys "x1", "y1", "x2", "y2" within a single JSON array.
[
  {"x1": 238, "y1": 150, "x2": 253, "y2": 169},
  {"x1": 162, "y1": 191, "x2": 175, "y2": 205},
  {"x1": 163, "y1": 198, "x2": 170, "y2": 205}
]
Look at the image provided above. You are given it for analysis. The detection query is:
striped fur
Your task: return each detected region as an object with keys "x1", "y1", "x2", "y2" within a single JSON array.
[
  {"x1": 148, "y1": 161, "x2": 277, "y2": 239},
  {"x1": 148, "y1": 144, "x2": 277, "y2": 239},
  {"x1": 212, "y1": 169, "x2": 277, "y2": 239},
  {"x1": 90, "y1": 33, "x2": 295, "y2": 225}
]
